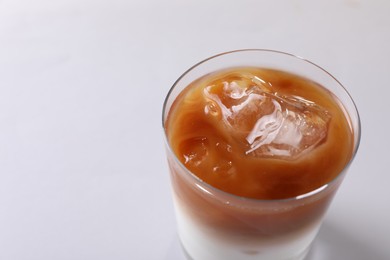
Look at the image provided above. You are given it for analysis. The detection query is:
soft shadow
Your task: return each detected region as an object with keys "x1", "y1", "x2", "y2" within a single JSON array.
[
  {"x1": 164, "y1": 223, "x2": 389, "y2": 260},
  {"x1": 306, "y1": 222, "x2": 389, "y2": 260},
  {"x1": 164, "y1": 234, "x2": 188, "y2": 260}
]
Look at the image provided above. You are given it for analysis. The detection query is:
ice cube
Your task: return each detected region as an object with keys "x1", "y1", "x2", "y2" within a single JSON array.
[
  {"x1": 203, "y1": 72, "x2": 330, "y2": 159},
  {"x1": 182, "y1": 137, "x2": 209, "y2": 167},
  {"x1": 212, "y1": 159, "x2": 236, "y2": 178}
]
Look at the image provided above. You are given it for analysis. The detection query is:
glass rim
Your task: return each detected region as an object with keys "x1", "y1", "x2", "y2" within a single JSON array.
[{"x1": 162, "y1": 48, "x2": 361, "y2": 204}]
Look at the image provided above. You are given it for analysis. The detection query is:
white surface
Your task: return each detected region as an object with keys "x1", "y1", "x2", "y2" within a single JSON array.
[{"x1": 0, "y1": 0, "x2": 389, "y2": 259}]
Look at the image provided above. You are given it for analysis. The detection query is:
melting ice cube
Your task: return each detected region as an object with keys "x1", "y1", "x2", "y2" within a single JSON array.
[{"x1": 203, "y1": 72, "x2": 331, "y2": 159}]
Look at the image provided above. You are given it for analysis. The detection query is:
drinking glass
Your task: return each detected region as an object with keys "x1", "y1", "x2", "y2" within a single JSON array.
[{"x1": 162, "y1": 49, "x2": 360, "y2": 260}]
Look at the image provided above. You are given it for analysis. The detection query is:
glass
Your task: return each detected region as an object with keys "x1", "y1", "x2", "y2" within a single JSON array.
[{"x1": 162, "y1": 49, "x2": 360, "y2": 260}]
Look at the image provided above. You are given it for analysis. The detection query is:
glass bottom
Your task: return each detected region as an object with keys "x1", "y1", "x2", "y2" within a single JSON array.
[
  {"x1": 175, "y1": 200, "x2": 319, "y2": 260},
  {"x1": 180, "y1": 235, "x2": 312, "y2": 260}
]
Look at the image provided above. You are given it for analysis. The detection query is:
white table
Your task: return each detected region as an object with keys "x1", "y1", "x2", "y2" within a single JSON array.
[{"x1": 1, "y1": 1, "x2": 389, "y2": 259}]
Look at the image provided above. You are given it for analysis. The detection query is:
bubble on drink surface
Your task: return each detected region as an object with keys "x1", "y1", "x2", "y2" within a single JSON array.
[
  {"x1": 204, "y1": 100, "x2": 220, "y2": 117},
  {"x1": 203, "y1": 72, "x2": 331, "y2": 159}
]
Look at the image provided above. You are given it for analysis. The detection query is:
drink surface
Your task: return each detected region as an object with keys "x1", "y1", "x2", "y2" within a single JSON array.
[{"x1": 166, "y1": 67, "x2": 354, "y2": 200}]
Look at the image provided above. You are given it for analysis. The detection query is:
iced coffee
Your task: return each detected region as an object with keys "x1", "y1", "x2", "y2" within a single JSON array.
[{"x1": 163, "y1": 50, "x2": 360, "y2": 260}]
